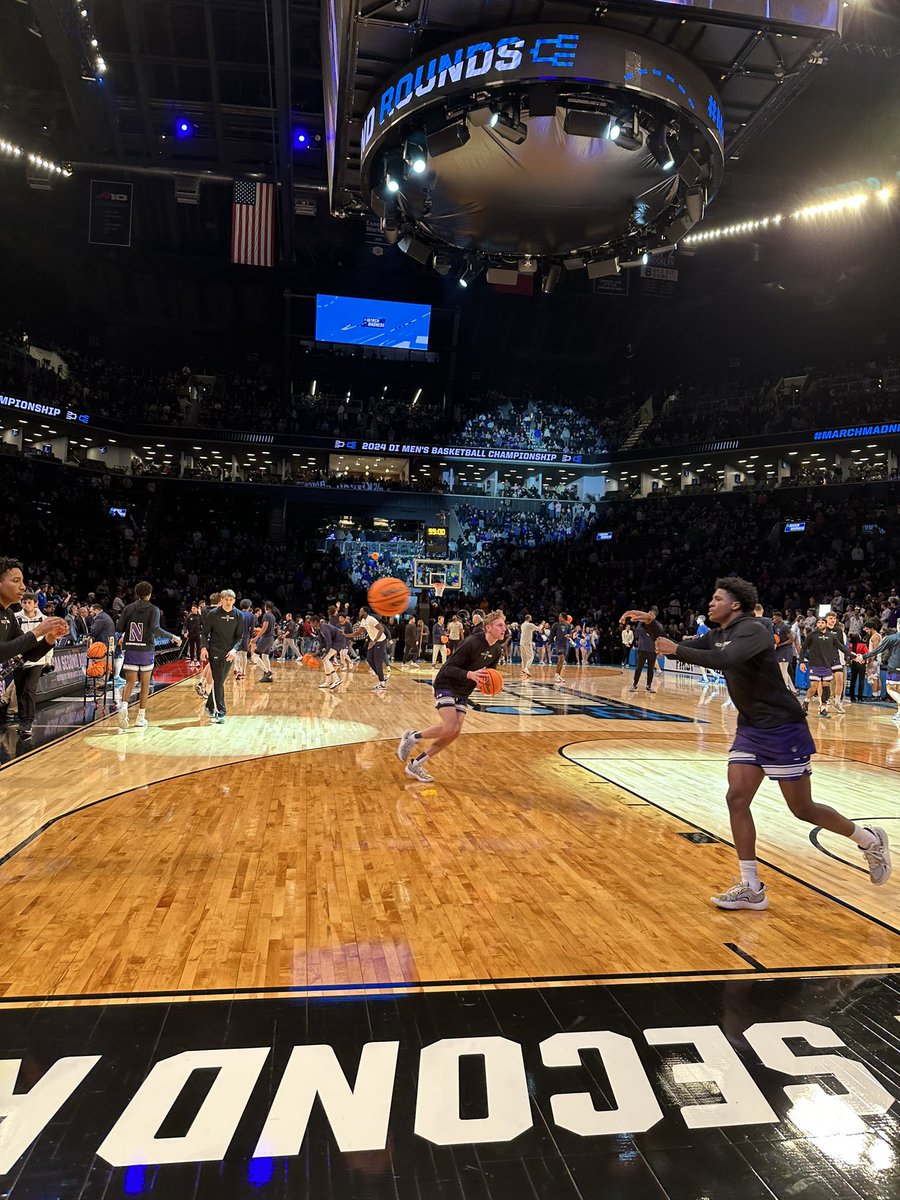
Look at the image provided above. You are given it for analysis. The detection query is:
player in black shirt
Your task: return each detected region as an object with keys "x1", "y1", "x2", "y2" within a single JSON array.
[
  {"x1": 799, "y1": 618, "x2": 853, "y2": 717},
  {"x1": 200, "y1": 588, "x2": 243, "y2": 723},
  {"x1": 397, "y1": 611, "x2": 506, "y2": 782},
  {"x1": 644, "y1": 575, "x2": 889, "y2": 909}
]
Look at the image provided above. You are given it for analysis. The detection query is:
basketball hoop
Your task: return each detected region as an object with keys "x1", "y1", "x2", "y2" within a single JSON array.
[{"x1": 433, "y1": 583, "x2": 446, "y2": 600}]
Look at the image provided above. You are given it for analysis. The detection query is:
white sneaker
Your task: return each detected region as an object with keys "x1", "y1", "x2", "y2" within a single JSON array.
[
  {"x1": 329, "y1": 677, "x2": 342, "y2": 689},
  {"x1": 405, "y1": 758, "x2": 434, "y2": 782},
  {"x1": 373, "y1": 683, "x2": 387, "y2": 692},
  {"x1": 117, "y1": 706, "x2": 129, "y2": 734},
  {"x1": 318, "y1": 680, "x2": 331, "y2": 689},
  {"x1": 710, "y1": 882, "x2": 768, "y2": 910},
  {"x1": 860, "y1": 827, "x2": 891, "y2": 885},
  {"x1": 554, "y1": 673, "x2": 563, "y2": 682},
  {"x1": 397, "y1": 729, "x2": 418, "y2": 761},
  {"x1": 135, "y1": 714, "x2": 148, "y2": 729}
]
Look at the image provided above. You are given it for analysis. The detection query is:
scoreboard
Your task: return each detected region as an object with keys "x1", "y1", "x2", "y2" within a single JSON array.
[{"x1": 425, "y1": 523, "x2": 449, "y2": 558}]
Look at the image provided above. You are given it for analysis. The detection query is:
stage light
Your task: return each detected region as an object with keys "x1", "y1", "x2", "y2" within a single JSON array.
[
  {"x1": 175, "y1": 117, "x2": 195, "y2": 140},
  {"x1": 563, "y1": 254, "x2": 585, "y2": 271},
  {"x1": 641, "y1": 252, "x2": 650, "y2": 265},
  {"x1": 384, "y1": 152, "x2": 404, "y2": 194},
  {"x1": 385, "y1": 174, "x2": 400, "y2": 193},
  {"x1": 293, "y1": 128, "x2": 310, "y2": 149},
  {"x1": 426, "y1": 120, "x2": 469, "y2": 157},
  {"x1": 877, "y1": 187, "x2": 892, "y2": 202},
  {"x1": 467, "y1": 104, "x2": 498, "y2": 129},
  {"x1": 650, "y1": 125, "x2": 675, "y2": 171},
  {"x1": 403, "y1": 135, "x2": 428, "y2": 175},
  {"x1": 585, "y1": 257, "x2": 619, "y2": 279},
  {"x1": 541, "y1": 263, "x2": 562, "y2": 294},
  {"x1": 493, "y1": 110, "x2": 527, "y2": 145},
  {"x1": 397, "y1": 234, "x2": 431, "y2": 265},
  {"x1": 458, "y1": 259, "x2": 481, "y2": 288},
  {"x1": 613, "y1": 115, "x2": 643, "y2": 151},
  {"x1": 564, "y1": 108, "x2": 617, "y2": 140},
  {"x1": 432, "y1": 251, "x2": 452, "y2": 276}
]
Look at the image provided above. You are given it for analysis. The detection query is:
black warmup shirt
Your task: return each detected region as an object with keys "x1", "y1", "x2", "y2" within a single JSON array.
[
  {"x1": 434, "y1": 631, "x2": 502, "y2": 699},
  {"x1": 201, "y1": 606, "x2": 243, "y2": 656},
  {"x1": 649, "y1": 614, "x2": 805, "y2": 729},
  {"x1": 800, "y1": 629, "x2": 852, "y2": 670},
  {"x1": 0, "y1": 604, "x2": 42, "y2": 665}
]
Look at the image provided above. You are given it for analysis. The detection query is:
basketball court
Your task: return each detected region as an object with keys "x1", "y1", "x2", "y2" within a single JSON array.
[{"x1": 0, "y1": 657, "x2": 898, "y2": 1198}]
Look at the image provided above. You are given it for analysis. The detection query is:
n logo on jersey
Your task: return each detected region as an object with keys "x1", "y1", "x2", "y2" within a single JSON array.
[{"x1": 129, "y1": 622, "x2": 144, "y2": 643}]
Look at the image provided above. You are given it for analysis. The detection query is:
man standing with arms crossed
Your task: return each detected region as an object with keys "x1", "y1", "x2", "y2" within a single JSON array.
[{"x1": 200, "y1": 589, "x2": 243, "y2": 724}]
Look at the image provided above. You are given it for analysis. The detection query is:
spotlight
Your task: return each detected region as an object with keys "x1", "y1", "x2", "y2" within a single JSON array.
[
  {"x1": 493, "y1": 110, "x2": 527, "y2": 145},
  {"x1": 677, "y1": 150, "x2": 703, "y2": 187},
  {"x1": 650, "y1": 125, "x2": 676, "y2": 171},
  {"x1": 467, "y1": 104, "x2": 499, "y2": 129},
  {"x1": 403, "y1": 135, "x2": 428, "y2": 175},
  {"x1": 641, "y1": 252, "x2": 650, "y2": 265},
  {"x1": 433, "y1": 251, "x2": 452, "y2": 276},
  {"x1": 613, "y1": 115, "x2": 643, "y2": 152},
  {"x1": 384, "y1": 151, "x2": 404, "y2": 194},
  {"x1": 426, "y1": 120, "x2": 470, "y2": 157},
  {"x1": 175, "y1": 117, "x2": 195, "y2": 140},
  {"x1": 586, "y1": 257, "x2": 620, "y2": 279},
  {"x1": 563, "y1": 108, "x2": 618, "y2": 140},
  {"x1": 518, "y1": 255, "x2": 538, "y2": 275},
  {"x1": 563, "y1": 254, "x2": 586, "y2": 271},
  {"x1": 685, "y1": 186, "x2": 706, "y2": 224},
  {"x1": 293, "y1": 128, "x2": 310, "y2": 150},
  {"x1": 397, "y1": 234, "x2": 431, "y2": 265},
  {"x1": 541, "y1": 263, "x2": 562, "y2": 294},
  {"x1": 458, "y1": 262, "x2": 480, "y2": 288},
  {"x1": 486, "y1": 266, "x2": 521, "y2": 285}
]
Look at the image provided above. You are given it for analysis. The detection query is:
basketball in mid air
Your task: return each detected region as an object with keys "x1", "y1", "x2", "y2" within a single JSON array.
[{"x1": 368, "y1": 577, "x2": 410, "y2": 617}]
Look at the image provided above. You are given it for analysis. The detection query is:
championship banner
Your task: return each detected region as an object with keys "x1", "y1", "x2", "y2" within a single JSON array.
[{"x1": 89, "y1": 181, "x2": 133, "y2": 247}]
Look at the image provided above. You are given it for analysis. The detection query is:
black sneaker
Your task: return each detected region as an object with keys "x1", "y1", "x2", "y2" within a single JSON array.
[
  {"x1": 261, "y1": 673, "x2": 274, "y2": 683},
  {"x1": 17, "y1": 724, "x2": 33, "y2": 740}
]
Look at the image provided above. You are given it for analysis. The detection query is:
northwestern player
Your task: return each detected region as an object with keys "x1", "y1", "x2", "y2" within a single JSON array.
[
  {"x1": 639, "y1": 576, "x2": 889, "y2": 909},
  {"x1": 398, "y1": 611, "x2": 506, "y2": 783}
]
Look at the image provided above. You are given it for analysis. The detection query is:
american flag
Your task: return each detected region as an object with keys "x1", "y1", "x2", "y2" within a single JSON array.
[{"x1": 231, "y1": 180, "x2": 275, "y2": 267}]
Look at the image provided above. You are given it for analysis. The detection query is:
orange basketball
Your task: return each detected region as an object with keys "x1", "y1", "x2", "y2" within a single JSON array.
[
  {"x1": 87, "y1": 641, "x2": 108, "y2": 659},
  {"x1": 368, "y1": 576, "x2": 410, "y2": 617},
  {"x1": 477, "y1": 668, "x2": 503, "y2": 696},
  {"x1": 441, "y1": 635, "x2": 449, "y2": 644},
  {"x1": 303, "y1": 654, "x2": 321, "y2": 670},
  {"x1": 86, "y1": 659, "x2": 108, "y2": 678}
]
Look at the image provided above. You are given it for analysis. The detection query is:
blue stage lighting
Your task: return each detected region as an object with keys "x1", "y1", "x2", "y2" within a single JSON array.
[
  {"x1": 175, "y1": 117, "x2": 194, "y2": 140},
  {"x1": 293, "y1": 129, "x2": 310, "y2": 149}
]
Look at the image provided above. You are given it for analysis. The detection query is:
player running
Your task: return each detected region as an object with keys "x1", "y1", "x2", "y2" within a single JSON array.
[{"x1": 397, "y1": 611, "x2": 506, "y2": 783}]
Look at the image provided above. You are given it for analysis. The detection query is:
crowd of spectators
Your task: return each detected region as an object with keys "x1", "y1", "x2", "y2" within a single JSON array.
[
  {"x1": 2, "y1": 323, "x2": 899, "y2": 465},
  {"x1": 639, "y1": 360, "x2": 899, "y2": 449}
]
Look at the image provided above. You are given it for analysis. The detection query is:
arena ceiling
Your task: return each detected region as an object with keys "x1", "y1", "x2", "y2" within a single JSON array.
[{"x1": 0, "y1": 1, "x2": 897, "y2": 259}]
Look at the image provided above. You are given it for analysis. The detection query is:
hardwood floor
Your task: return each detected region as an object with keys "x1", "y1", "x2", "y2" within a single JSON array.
[{"x1": 0, "y1": 663, "x2": 897, "y2": 1003}]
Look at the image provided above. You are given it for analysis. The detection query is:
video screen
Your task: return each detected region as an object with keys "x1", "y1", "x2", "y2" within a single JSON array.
[
  {"x1": 109, "y1": 507, "x2": 127, "y2": 518},
  {"x1": 316, "y1": 294, "x2": 431, "y2": 350},
  {"x1": 596, "y1": 532, "x2": 613, "y2": 541},
  {"x1": 650, "y1": 0, "x2": 838, "y2": 32},
  {"x1": 784, "y1": 522, "x2": 806, "y2": 533}
]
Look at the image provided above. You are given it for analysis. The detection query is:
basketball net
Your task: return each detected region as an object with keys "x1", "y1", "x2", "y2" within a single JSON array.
[{"x1": 433, "y1": 583, "x2": 446, "y2": 600}]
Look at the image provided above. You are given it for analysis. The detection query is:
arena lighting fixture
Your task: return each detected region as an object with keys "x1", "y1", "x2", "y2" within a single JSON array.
[
  {"x1": 425, "y1": 119, "x2": 469, "y2": 157},
  {"x1": 649, "y1": 125, "x2": 676, "y2": 171},
  {"x1": 541, "y1": 263, "x2": 562, "y2": 294},
  {"x1": 403, "y1": 135, "x2": 428, "y2": 175},
  {"x1": 457, "y1": 259, "x2": 481, "y2": 287},
  {"x1": 563, "y1": 253, "x2": 586, "y2": 271},
  {"x1": 563, "y1": 107, "x2": 618, "y2": 140},
  {"x1": 467, "y1": 103, "x2": 499, "y2": 129},
  {"x1": 613, "y1": 114, "x2": 643, "y2": 152},
  {"x1": 175, "y1": 116, "x2": 195, "y2": 140},
  {"x1": 397, "y1": 233, "x2": 431, "y2": 265},
  {"x1": 493, "y1": 109, "x2": 527, "y2": 145}
]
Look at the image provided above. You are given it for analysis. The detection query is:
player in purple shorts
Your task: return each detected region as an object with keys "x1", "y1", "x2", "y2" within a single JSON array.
[
  {"x1": 626, "y1": 575, "x2": 890, "y2": 910},
  {"x1": 116, "y1": 581, "x2": 181, "y2": 733}
]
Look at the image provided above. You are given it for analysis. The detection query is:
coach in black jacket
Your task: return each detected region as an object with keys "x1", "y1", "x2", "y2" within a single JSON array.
[{"x1": 0, "y1": 557, "x2": 68, "y2": 667}]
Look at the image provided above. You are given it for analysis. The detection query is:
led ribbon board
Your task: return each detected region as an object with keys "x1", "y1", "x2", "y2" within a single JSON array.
[
  {"x1": 359, "y1": 24, "x2": 725, "y2": 180},
  {"x1": 631, "y1": 0, "x2": 839, "y2": 30}
]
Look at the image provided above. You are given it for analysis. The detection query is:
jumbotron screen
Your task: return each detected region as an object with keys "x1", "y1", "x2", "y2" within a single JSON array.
[
  {"x1": 315, "y1": 294, "x2": 432, "y2": 350},
  {"x1": 648, "y1": 0, "x2": 839, "y2": 30}
]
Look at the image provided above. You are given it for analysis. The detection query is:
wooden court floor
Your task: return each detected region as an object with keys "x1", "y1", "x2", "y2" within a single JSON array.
[{"x1": 1, "y1": 661, "x2": 898, "y2": 1004}]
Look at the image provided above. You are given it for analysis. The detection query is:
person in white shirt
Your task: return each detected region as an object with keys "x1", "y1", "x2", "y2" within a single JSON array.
[
  {"x1": 620, "y1": 621, "x2": 634, "y2": 668},
  {"x1": 15, "y1": 592, "x2": 53, "y2": 740},
  {"x1": 360, "y1": 610, "x2": 389, "y2": 692},
  {"x1": 519, "y1": 613, "x2": 537, "y2": 678}
]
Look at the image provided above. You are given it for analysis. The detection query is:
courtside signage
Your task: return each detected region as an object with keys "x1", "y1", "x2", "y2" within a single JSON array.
[
  {"x1": 814, "y1": 422, "x2": 900, "y2": 441},
  {"x1": 332, "y1": 439, "x2": 583, "y2": 464},
  {"x1": 0, "y1": 394, "x2": 90, "y2": 424}
]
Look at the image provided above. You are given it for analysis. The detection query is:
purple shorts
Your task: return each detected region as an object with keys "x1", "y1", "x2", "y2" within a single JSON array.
[
  {"x1": 728, "y1": 722, "x2": 816, "y2": 780},
  {"x1": 808, "y1": 666, "x2": 833, "y2": 681},
  {"x1": 887, "y1": 671, "x2": 900, "y2": 685},
  {"x1": 434, "y1": 687, "x2": 469, "y2": 714},
  {"x1": 123, "y1": 648, "x2": 155, "y2": 673}
]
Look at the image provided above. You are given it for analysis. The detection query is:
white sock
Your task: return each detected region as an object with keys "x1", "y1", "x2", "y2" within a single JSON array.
[
  {"x1": 138, "y1": 708, "x2": 146, "y2": 718},
  {"x1": 739, "y1": 860, "x2": 762, "y2": 890},
  {"x1": 850, "y1": 824, "x2": 876, "y2": 850},
  {"x1": 118, "y1": 701, "x2": 128, "y2": 714}
]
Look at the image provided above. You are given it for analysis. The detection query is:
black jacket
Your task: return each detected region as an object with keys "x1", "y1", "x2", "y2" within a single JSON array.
[{"x1": 0, "y1": 603, "x2": 45, "y2": 665}]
